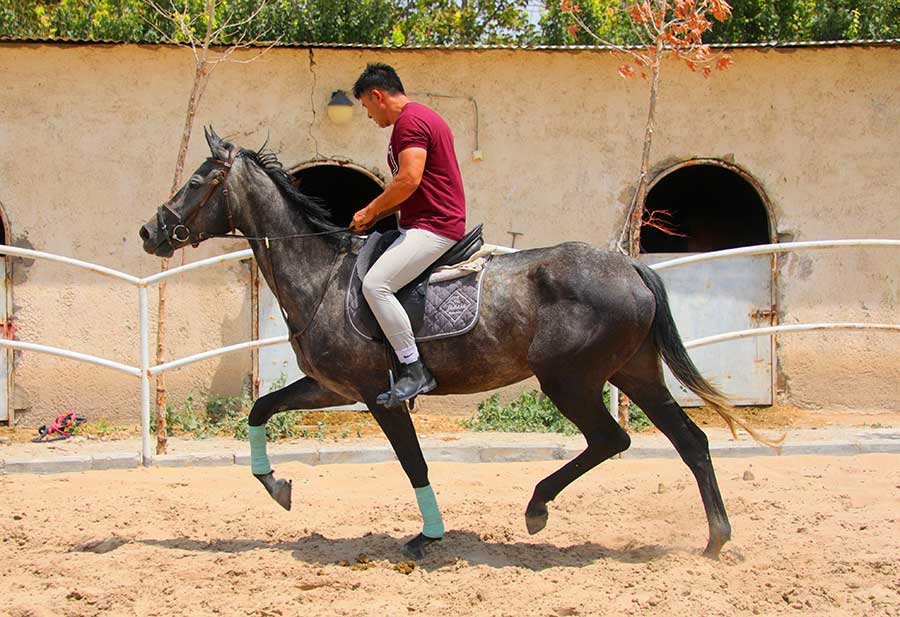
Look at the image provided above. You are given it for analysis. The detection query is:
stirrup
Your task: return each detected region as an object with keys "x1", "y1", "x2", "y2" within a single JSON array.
[
  {"x1": 376, "y1": 386, "x2": 411, "y2": 409},
  {"x1": 376, "y1": 373, "x2": 429, "y2": 409}
]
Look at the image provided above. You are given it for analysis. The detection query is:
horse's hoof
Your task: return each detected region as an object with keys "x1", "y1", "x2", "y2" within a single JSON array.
[
  {"x1": 525, "y1": 501, "x2": 549, "y2": 535},
  {"x1": 271, "y1": 478, "x2": 292, "y2": 511},
  {"x1": 401, "y1": 533, "x2": 441, "y2": 561},
  {"x1": 254, "y1": 472, "x2": 292, "y2": 511},
  {"x1": 702, "y1": 539, "x2": 725, "y2": 560},
  {"x1": 703, "y1": 523, "x2": 730, "y2": 559}
]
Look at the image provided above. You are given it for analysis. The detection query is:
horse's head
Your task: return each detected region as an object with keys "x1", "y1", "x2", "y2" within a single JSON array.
[{"x1": 140, "y1": 127, "x2": 239, "y2": 257}]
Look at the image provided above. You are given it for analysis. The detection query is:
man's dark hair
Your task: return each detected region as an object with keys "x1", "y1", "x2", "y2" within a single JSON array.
[{"x1": 353, "y1": 63, "x2": 405, "y2": 99}]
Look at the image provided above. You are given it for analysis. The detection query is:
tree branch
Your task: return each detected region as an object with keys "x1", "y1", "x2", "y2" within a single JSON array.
[
  {"x1": 208, "y1": 37, "x2": 282, "y2": 65},
  {"x1": 138, "y1": 13, "x2": 170, "y2": 40},
  {"x1": 642, "y1": 209, "x2": 687, "y2": 237},
  {"x1": 144, "y1": 0, "x2": 174, "y2": 19},
  {"x1": 211, "y1": 1, "x2": 270, "y2": 40},
  {"x1": 570, "y1": 11, "x2": 648, "y2": 65}
]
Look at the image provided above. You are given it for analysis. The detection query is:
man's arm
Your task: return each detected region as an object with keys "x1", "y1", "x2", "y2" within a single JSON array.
[{"x1": 351, "y1": 147, "x2": 426, "y2": 232}]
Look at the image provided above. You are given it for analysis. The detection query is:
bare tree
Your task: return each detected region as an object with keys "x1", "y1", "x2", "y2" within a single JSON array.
[
  {"x1": 562, "y1": 0, "x2": 733, "y2": 428},
  {"x1": 562, "y1": 0, "x2": 733, "y2": 256},
  {"x1": 145, "y1": 0, "x2": 277, "y2": 454}
]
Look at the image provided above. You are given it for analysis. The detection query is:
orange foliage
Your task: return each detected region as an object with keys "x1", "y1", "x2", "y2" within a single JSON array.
[
  {"x1": 716, "y1": 55, "x2": 733, "y2": 70},
  {"x1": 564, "y1": 0, "x2": 734, "y2": 79}
]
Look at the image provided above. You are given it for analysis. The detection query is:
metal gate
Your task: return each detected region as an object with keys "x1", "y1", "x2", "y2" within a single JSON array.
[{"x1": 642, "y1": 253, "x2": 774, "y2": 406}]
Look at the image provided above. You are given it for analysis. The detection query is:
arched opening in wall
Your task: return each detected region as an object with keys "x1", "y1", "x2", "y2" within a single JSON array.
[
  {"x1": 638, "y1": 160, "x2": 776, "y2": 407},
  {"x1": 0, "y1": 203, "x2": 8, "y2": 245},
  {"x1": 640, "y1": 161, "x2": 771, "y2": 253},
  {"x1": 290, "y1": 161, "x2": 395, "y2": 233},
  {"x1": 252, "y1": 161, "x2": 389, "y2": 401}
]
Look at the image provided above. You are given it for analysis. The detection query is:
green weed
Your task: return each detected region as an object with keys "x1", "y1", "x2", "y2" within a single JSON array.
[
  {"x1": 146, "y1": 376, "x2": 344, "y2": 442},
  {"x1": 464, "y1": 390, "x2": 580, "y2": 435},
  {"x1": 465, "y1": 387, "x2": 649, "y2": 434}
]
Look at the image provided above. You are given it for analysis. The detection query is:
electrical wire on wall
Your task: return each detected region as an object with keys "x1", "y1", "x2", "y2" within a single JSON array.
[{"x1": 410, "y1": 92, "x2": 481, "y2": 157}]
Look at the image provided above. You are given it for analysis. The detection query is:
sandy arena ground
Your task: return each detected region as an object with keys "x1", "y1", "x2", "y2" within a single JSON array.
[{"x1": 1, "y1": 454, "x2": 898, "y2": 617}]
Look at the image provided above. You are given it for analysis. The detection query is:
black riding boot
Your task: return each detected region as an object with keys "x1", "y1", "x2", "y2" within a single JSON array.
[{"x1": 376, "y1": 360, "x2": 437, "y2": 409}]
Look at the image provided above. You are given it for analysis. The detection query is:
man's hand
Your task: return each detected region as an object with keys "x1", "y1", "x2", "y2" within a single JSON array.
[
  {"x1": 351, "y1": 207, "x2": 377, "y2": 233},
  {"x1": 350, "y1": 147, "x2": 425, "y2": 234}
]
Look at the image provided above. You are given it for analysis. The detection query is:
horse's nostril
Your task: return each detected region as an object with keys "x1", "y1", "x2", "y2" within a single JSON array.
[{"x1": 139, "y1": 226, "x2": 151, "y2": 241}]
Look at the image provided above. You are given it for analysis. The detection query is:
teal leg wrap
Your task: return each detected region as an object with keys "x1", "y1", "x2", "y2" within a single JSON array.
[
  {"x1": 248, "y1": 425, "x2": 272, "y2": 475},
  {"x1": 414, "y1": 484, "x2": 445, "y2": 539}
]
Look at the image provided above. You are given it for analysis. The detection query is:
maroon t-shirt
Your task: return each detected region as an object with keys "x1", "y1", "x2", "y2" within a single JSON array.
[{"x1": 388, "y1": 102, "x2": 466, "y2": 241}]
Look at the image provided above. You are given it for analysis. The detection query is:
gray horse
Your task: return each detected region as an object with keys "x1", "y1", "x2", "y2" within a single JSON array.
[{"x1": 140, "y1": 128, "x2": 774, "y2": 560}]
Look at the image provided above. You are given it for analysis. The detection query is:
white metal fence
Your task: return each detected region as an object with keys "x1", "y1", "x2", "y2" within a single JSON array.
[{"x1": 0, "y1": 239, "x2": 897, "y2": 463}]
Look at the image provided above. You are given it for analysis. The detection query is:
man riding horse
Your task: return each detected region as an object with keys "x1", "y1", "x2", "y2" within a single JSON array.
[
  {"x1": 350, "y1": 63, "x2": 467, "y2": 409},
  {"x1": 140, "y1": 73, "x2": 780, "y2": 560}
]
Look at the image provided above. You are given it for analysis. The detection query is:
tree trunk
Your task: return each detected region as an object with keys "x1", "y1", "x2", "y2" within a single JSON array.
[
  {"x1": 627, "y1": 48, "x2": 663, "y2": 258},
  {"x1": 155, "y1": 62, "x2": 207, "y2": 455},
  {"x1": 619, "y1": 47, "x2": 663, "y2": 432},
  {"x1": 155, "y1": 259, "x2": 168, "y2": 454}
]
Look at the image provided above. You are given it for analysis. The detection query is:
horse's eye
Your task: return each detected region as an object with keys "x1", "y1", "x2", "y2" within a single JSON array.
[{"x1": 189, "y1": 177, "x2": 203, "y2": 189}]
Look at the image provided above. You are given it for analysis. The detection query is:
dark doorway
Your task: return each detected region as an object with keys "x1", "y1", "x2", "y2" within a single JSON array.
[
  {"x1": 291, "y1": 163, "x2": 395, "y2": 233},
  {"x1": 640, "y1": 163, "x2": 770, "y2": 253}
]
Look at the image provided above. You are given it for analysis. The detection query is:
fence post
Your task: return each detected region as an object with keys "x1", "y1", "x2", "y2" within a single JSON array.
[
  {"x1": 609, "y1": 384, "x2": 620, "y2": 423},
  {"x1": 139, "y1": 285, "x2": 151, "y2": 466}
]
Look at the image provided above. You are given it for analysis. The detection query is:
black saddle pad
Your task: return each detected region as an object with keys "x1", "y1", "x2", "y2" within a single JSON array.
[{"x1": 345, "y1": 228, "x2": 488, "y2": 342}]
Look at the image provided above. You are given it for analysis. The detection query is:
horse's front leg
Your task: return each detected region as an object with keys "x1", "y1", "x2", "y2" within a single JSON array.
[
  {"x1": 248, "y1": 377, "x2": 356, "y2": 510},
  {"x1": 367, "y1": 399, "x2": 444, "y2": 560}
]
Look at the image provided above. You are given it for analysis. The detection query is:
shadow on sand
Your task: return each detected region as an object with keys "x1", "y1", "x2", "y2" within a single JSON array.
[{"x1": 136, "y1": 530, "x2": 677, "y2": 571}]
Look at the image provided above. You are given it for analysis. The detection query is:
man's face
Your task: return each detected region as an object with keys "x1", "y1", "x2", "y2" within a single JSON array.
[{"x1": 358, "y1": 90, "x2": 391, "y2": 128}]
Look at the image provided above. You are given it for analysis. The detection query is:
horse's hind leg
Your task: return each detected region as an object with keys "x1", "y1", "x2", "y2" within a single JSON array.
[
  {"x1": 367, "y1": 399, "x2": 444, "y2": 560},
  {"x1": 610, "y1": 343, "x2": 732, "y2": 558},
  {"x1": 524, "y1": 368, "x2": 631, "y2": 535},
  {"x1": 248, "y1": 377, "x2": 356, "y2": 510}
]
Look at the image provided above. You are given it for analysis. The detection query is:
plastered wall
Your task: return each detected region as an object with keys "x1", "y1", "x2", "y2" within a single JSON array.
[{"x1": 0, "y1": 42, "x2": 897, "y2": 422}]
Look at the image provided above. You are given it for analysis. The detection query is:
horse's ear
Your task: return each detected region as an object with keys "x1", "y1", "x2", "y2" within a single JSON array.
[{"x1": 204, "y1": 125, "x2": 231, "y2": 161}]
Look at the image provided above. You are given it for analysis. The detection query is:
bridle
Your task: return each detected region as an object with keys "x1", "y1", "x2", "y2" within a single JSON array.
[
  {"x1": 155, "y1": 146, "x2": 350, "y2": 247},
  {"x1": 156, "y1": 145, "x2": 239, "y2": 251},
  {"x1": 153, "y1": 144, "x2": 353, "y2": 344}
]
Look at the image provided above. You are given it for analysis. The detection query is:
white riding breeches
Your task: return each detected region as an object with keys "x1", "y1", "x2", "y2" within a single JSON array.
[{"x1": 361, "y1": 227, "x2": 457, "y2": 353}]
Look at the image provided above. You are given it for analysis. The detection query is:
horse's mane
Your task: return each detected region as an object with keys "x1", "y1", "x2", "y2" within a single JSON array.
[{"x1": 239, "y1": 146, "x2": 347, "y2": 244}]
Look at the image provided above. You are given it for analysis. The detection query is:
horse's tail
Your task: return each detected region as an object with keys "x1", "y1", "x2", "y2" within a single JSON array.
[{"x1": 631, "y1": 260, "x2": 783, "y2": 449}]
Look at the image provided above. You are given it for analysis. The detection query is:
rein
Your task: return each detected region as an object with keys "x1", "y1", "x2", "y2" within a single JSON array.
[
  {"x1": 158, "y1": 146, "x2": 355, "y2": 347},
  {"x1": 289, "y1": 243, "x2": 344, "y2": 341},
  {"x1": 200, "y1": 219, "x2": 351, "y2": 334},
  {"x1": 199, "y1": 228, "x2": 351, "y2": 241},
  {"x1": 255, "y1": 230, "x2": 346, "y2": 346},
  {"x1": 157, "y1": 146, "x2": 353, "y2": 245},
  {"x1": 199, "y1": 220, "x2": 351, "y2": 336},
  {"x1": 182, "y1": 158, "x2": 352, "y2": 334}
]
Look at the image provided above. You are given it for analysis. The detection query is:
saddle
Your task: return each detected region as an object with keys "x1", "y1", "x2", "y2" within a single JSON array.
[{"x1": 348, "y1": 224, "x2": 485, "y2": 342}]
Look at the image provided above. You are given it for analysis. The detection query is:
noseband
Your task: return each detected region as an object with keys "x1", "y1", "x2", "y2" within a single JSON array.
[{"x1": 156, "y1": 146, "x2": 239, "y2": 249}]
